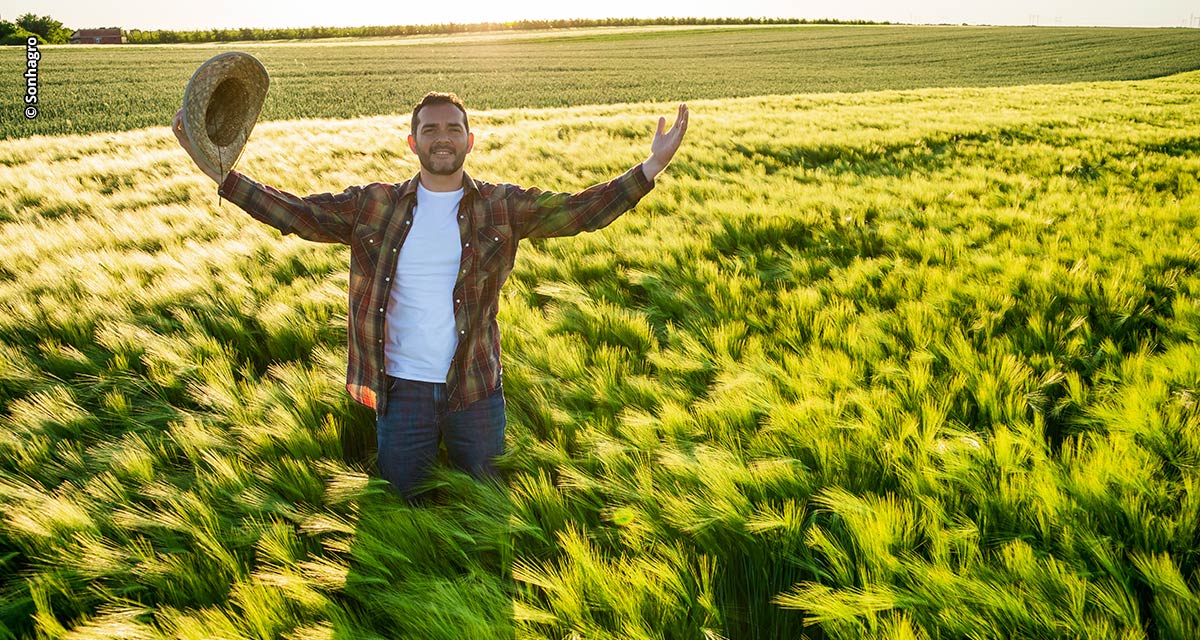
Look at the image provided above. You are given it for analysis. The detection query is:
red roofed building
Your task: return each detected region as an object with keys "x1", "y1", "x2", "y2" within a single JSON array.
[{"x1": 70, "y1": 28, "x2": 125, "y2": 44}]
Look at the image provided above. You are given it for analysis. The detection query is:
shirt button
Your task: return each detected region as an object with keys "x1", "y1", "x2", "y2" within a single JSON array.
[
  {"x1": 460, "y1": 330, "x2": 465, "y2": 335},
  {"x1": 368, "y1": 239, "x2": 374, "y2": 243},
  {"x1": 378, "y1": 308, "x2": 383, "y2": 312},
  {"x1": 393, "y1": 248, "x2": 398, "y2": 253},
  {"x1": 406, "y1": 220, "x2": 411, "y2": 225},
  {"x1": 493, "y1": 236, "x2": 499, "y2": 241},
  {"x1": 455, "y1": 298, "x2": 461, "y2": 304},
  {"x1": 385, "y1": 277, "x2": 390, "y2": 281}
]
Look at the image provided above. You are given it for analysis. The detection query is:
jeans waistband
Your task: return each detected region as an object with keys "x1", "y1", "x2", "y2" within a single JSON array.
[{"x1": 387, "y1": 375, "x2": 447, "y2": 401}]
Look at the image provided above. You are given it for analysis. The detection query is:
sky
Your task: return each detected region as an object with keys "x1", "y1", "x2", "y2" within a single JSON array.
[{"x1": 1, "y1": 0, "x2": 1197, "y2": 30}]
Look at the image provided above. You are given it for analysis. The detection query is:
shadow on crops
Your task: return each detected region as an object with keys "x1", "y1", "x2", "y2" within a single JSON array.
[
  {"x1": 710, "y1": 208, "x2": 887, "y2": 277},
  {"x1": 1140, "y1": 136, "x2": 1200, "y2": 157},
  {"x1": 728, "y1": 127, "x2": 1047, "y2": 178},
  {"x1": 731, "y1": 135, "x2": 937, "y2": 178},
  {"x1": 713, "y1": 559, "x2": 824, "y2": 640},
  {"x1": 333, "y1": 475, "x2": 517, "y2": 639}
]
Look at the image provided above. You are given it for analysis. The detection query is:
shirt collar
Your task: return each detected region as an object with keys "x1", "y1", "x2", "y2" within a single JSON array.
[{"x1": 396, "y1": 171, "x2": 480, "y2": 202}]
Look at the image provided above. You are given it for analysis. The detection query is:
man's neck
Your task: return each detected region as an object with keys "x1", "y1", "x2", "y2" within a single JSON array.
[{"x1": 419, "y1": 169, "x2": 464, "y2": 192}]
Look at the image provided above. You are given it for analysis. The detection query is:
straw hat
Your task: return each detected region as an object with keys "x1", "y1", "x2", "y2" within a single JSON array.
[{"x1": 182, "y1": 52, "x2": 269, "y2": 178}]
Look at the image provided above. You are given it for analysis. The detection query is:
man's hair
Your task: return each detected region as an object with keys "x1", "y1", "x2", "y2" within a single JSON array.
[{"x1": 411, "y1": 92, "x2": 469, "y2": 137}]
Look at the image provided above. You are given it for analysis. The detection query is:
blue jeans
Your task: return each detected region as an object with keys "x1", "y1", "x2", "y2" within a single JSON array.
[{"x1": 376, "y1": 376, "x2": 506, "y2": 500}]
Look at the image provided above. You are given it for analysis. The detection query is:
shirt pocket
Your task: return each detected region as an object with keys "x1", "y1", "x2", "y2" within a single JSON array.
[
  {"x1": 475, "y1": 224, "x2": 513, "y2": 272},
  {"x1": 350, "y1": 227, "x2": 384, "y2": 274}
]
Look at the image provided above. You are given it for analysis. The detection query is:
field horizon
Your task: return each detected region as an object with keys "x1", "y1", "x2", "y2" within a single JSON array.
[
  {"x1": 4, "y1": 24, "x2": 1200, "y2": 140},
  {"x1": 2, "y1": 58, "x2": 1200, "y2": 640}
]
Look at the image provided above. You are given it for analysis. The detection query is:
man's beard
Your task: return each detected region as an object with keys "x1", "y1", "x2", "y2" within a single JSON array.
[{"x1": 417, "y1": 145, "x2": 466, "y2": 175}]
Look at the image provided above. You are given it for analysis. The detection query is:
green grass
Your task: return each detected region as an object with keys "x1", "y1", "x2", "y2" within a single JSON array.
[
  {"x1": 4, "y1": 24, "x2": 1200, "y2": 139},
  {"x1": 1, "y1": 70, "x2": 1200, "y2": 638}
]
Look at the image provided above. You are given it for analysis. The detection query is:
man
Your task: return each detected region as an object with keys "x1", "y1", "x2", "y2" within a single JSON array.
[{"x1": 173, "y1": 93, "x2": 689, "y2": 499}]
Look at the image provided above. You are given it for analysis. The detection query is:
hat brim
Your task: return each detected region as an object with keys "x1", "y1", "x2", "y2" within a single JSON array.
[{"x1": 182, "y1": 52, "x2": 269, "y2": 179}]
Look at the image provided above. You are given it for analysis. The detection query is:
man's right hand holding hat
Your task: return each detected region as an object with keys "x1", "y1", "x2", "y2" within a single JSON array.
[{"x1": 174, "y1": 107, "x2": 222, "y2": 184}]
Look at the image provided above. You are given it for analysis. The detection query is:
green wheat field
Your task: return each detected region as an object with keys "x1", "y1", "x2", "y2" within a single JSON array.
[
  {"x1": 2, "y1": 24, "x2": 1200, "y2": 640},
  {"x1": 5, "y1": 24, "x2": 1200, "y2": 139}
]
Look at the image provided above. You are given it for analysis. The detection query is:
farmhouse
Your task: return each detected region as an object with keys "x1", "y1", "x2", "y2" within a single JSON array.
[{"x1": 70, "y1": 28, "x2": 125, "y2": 44}]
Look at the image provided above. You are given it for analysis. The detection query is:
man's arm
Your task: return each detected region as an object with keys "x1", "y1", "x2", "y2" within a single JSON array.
[
  {"x1": 513, "y1": 104, "x2": 689, "y2": 240},
  {"x1": 172, "y1": 108, "x2": 359, "y2": 244},
  {"x1": 219, "y1": 172, "x2": 363, "y2": 244}
]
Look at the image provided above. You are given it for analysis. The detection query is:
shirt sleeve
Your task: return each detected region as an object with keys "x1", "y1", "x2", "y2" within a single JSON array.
[
  {"x1": 509, "y1": 163, "x2": 655, "y2": 240},
  {"x1": 217, "y1": 170, "x2": 362, "y2": 245}
]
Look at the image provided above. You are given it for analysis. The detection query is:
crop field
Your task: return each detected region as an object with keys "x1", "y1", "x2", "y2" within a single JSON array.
[
  {"x1": 2, "y1": 25, "x2": 1200, "y2": 640},
  {"x1": 4, "y1": 25, "x2": 1200, "y2": 139}
]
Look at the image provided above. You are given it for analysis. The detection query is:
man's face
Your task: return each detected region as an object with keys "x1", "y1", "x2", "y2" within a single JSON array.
[{"x1": 408, "y1": 102, "x2": 473, "y2": 175}]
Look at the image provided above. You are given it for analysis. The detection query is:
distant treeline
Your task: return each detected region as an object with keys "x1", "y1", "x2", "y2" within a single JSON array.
[{"x1": 124, "y1": 17, "x2": 890, "y2": 44}]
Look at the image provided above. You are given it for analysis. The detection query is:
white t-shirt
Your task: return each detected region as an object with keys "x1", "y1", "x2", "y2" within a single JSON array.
[{"x1": 384, "y1": 184, "x2": 464, "y2": 382}]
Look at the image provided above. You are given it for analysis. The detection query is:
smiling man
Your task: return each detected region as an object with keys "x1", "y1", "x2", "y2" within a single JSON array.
[{"x1": 174, "y1": 92, "x2": 688, "y2": 500}]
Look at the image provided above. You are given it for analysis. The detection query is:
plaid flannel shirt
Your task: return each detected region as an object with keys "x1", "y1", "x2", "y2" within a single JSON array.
[{"x1": 217, "y1": 163, "x2": 654, "y2": 415}]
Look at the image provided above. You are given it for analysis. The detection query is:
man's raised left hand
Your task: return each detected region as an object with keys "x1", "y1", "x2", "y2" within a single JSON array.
[{"x1": 643, "y1": 103, "x2": 689, "y2": 181}]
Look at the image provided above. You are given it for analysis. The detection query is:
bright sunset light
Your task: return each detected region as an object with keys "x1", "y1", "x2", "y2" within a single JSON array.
[{"x1": 3, "y1": 0, "x2": 1197, "y2": 30}]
